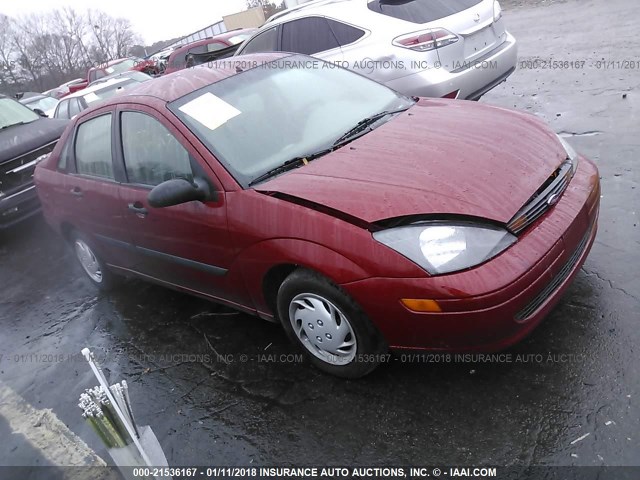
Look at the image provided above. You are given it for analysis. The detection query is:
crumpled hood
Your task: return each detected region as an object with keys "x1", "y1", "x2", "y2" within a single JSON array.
[
  {"x1": 255, "y1": 99, "x2": 567, "y2": 224},
  {"x1": 0, "y1": 118, "x2": 68, "y2": 165}
]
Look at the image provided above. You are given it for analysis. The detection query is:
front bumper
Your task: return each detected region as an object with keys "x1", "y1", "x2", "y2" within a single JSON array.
[
  {"x1": 385, "y1": 32, "x2": 518, "y2": 100},
  {"x1": 341, "y1": 155, "x2": 600, "y2": 351},
  {"x1": 0, "y1": 185, "x2": 41, "y2": 229}
]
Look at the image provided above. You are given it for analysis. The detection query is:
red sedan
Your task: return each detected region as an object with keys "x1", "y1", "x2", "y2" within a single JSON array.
[{"x1": 34, "y1": 53, "x2": 600, "y2": 378}]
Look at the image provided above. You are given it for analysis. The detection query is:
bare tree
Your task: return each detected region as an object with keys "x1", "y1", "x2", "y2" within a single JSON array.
[
  {"x1": 0, "y1": 15, "x2": 20, "y2": 90},
  {"x1": 246, "y1": 0, "x2": 287, "y2": 19},
  {"x1": 1, "y1": 8, "x2": 142, "y2": 94}
]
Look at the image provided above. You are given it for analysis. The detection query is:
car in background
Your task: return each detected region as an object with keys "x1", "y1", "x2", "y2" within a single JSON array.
[
  {"x1": 0, "y1": 94, "x2": 67, "y2": 229},
  {"x1": 53, "y1": 75, "x2": 152, "y2": 120},
  {"x1": 43, "y1": 78, "x2": 86, "y2": 99},
  {"x1": 235, "y1": 0, "x2": 517, "y2": 100},
  {"x1": 88, "y1": 70, "x2": 152, "y2": 88},
  {"x1": 150, "y1": 46, "x2": 179, "y2": 74},
  {"x1": 164, "y1": 29, "x2": 256, "y2": 75},
  {"x1": 35, "y1": 54, "x2": 599, "y2": 378},
  {"x1": 68, "y1": 57, "x2": 158, "y2": 94},
  {"x1": 19, "y1": 94, "x2": 59, "y2": 118}
]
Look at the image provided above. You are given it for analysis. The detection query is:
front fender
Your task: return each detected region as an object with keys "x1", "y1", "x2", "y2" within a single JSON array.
[{"x1": 233, "y1": 238, "x2": 370, "y2": 315}]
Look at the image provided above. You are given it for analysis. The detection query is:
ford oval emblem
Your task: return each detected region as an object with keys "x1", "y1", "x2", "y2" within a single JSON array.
[
  {"x1": 474, "y1": 13, "x2": 481, "y2": 22},
  {"x1": 547, "y1": 193, "x2": 561, "y2": 206}
]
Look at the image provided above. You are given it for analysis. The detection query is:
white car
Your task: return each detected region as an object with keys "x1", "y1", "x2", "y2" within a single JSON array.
[
  {"x1": 235, "y1": 0, "x2": 517, "y2": 100},
  {"x1": 53, "y1": 76, "x2": 151, "y2": 120},
  {"x1": 19, "y1": 94, "x2": 59, "y2": 118}
]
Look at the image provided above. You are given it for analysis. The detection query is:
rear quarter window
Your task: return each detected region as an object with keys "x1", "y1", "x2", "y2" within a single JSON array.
[{"x1": 367, "y1": 0, "x2": 483, "y2": 24}]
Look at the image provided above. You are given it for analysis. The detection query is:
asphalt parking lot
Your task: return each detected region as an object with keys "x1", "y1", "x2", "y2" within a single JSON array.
[{"x1": 0, "y1": 0, "x2": 638, "y2": 471}]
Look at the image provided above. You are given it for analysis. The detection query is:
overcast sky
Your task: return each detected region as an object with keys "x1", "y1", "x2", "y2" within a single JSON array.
[{"x1": 0, "y1": 0, "x2": 251, "y2": 45}]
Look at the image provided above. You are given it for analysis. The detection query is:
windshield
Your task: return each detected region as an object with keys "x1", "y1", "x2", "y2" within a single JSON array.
[
  {"x1": 24, "y1": 96, "x2": 59, "y2": 112},
  {"x1": 108, "y1": 59, "x2": 137, "y2": 74},
  {"x1": 169, "y1": 55, "x2": 414, "y2": 187},
  {"x1": 0, "y1": 97, "x2": 39, "y2": 129}
]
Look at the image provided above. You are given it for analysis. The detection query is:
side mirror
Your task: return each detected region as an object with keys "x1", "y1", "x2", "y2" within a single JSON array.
[
  {"x1": 147, "y1": 177, "x2": 211, "y2": 208},
  {"x1": 34, "y1": 108, "x2": 48, "y2": 117}
]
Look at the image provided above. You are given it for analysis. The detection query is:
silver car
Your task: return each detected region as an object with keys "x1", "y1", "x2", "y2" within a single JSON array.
[{"x1": 235, "y1": 0, "x2": 517, "y2": 100}]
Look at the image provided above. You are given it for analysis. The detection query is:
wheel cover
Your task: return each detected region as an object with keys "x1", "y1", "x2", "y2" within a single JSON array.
[
  {"x1": 288, "y1": 293, "x2": 357, "y2": 365},
  {"x1": 74, "y1": 240, "x2": 103, "y2": 283}
]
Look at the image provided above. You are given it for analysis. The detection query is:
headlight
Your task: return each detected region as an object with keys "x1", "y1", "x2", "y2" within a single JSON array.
[
  {"x1": 373, "y1": 222, "x2": 517, "y2": 275},
  {"x1": 557, "y1": 135, "x2": 578, "y2": 173}
]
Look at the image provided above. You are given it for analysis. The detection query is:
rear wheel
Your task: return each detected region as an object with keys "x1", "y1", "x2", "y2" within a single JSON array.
[
  {"x1": 71, "y1": 232, "x2": 118, "y2": 291},
  {"x1": 277, "y1": 269, "x2": 386, "y2": 378}
]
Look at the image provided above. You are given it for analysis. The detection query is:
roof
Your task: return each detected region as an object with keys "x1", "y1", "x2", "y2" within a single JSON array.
[
  {"x1": 266, "y1": 0, "x2": 358, "y2": 23},
  {"x1": 63, "y1": 76, "x2": 142, "y2": 100},
  {"x1": 110, "y1": 52, "x2": 290, "y2": 104}
]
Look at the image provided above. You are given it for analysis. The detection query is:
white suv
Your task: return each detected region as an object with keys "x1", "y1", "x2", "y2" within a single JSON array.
[{"x1": 235, "y1": 0, "x2": 518, "y2": 100}]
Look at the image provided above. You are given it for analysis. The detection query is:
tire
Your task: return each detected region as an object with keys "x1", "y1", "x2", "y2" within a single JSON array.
[
  {"x1": 70, "y1": 232, "x2": 118, "y2": 291},
  {"x1": 277, "y1": 269, "x2": 386, "y2": 378}
]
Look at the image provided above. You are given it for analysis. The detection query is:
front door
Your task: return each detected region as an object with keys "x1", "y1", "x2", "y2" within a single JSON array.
[{"x1": 114, "y1": 106, "x2": 240, "y2": 303}]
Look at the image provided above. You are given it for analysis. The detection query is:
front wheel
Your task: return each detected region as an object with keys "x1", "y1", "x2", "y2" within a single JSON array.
[
  {"x1": 71, "y1": 232, "x2": 118, "y2": 291},
  {"x1": 277, "y1": 269, "x2": 386, "y2": 378}
]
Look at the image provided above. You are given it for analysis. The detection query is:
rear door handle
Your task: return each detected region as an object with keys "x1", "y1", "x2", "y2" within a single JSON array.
[
  {"x1": 128, "y1": 202, "x2": 148, "y2": 217},
  {"x1": 70, "y1": 187, "x2": 83, "y2": 197}
]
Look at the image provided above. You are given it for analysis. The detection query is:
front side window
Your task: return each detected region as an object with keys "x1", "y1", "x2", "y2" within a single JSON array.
[
  {"x1": 75, "y1": 114, "x2": 114, "y2": 179},
  {"x1": 170, "y1": 55, "x2": 414, "y2": 187},
  {"x1": 281, "y1": 17, "x2": 339, "y2": 55},
  {"x1": 121, "y1": 111, "x2": 193, "y2": 186},
  {"x1": 241, "y1": 27, "x2": 278, "y2": 54}
]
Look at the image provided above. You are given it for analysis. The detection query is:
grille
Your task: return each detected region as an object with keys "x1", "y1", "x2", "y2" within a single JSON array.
[
  {"x1": 515, "y1": 226, "x2": 592, "y2": 321},
  {"x1": 507, "y1": 160, "x2": 574, "y2": 235},
  {"x1": 0, "y1": 141, "x2": 56, "y2": 198}
]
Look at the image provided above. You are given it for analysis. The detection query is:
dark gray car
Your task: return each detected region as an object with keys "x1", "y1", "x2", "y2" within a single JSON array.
[{"x1": 0, "y1": 95, "x2": 68, "y2": 229}]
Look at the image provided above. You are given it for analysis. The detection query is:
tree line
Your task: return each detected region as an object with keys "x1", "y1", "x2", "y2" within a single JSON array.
[
  {"x1": 0, "y1": 1, "x2": 287, "y2": 96},
  {"x1": 0, "y1": 8, "x2": 140, "y2": 95}
]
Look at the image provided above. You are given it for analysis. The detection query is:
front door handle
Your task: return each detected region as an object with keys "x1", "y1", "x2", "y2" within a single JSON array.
[
  {"x1": 128, "y1": 202, "x2": 148, "y2": 217},
  {"x1": 70, "y1": 187, "x2": 83, "y2": 197}
]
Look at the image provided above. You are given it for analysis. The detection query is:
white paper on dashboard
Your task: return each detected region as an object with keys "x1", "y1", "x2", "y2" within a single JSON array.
[{"x1": 178, "y1": 92, "x2": 241, "y2": 131}]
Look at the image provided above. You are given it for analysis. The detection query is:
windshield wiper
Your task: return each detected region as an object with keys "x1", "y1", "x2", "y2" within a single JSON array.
[
  {"x1": 248, "y1": 148, "x2": 333, "y2": 187},
  {"x1": 332, "y1": 107, "x2": 411, "y2": 147}
]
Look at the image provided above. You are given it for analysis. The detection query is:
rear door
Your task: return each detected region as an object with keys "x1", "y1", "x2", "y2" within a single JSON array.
[
  {"x1": 114, "y1": 105, "x2": 240, "y2": 302},
  {"x1": 63, "y1": 108, "x2": 138, "y2": 270}
]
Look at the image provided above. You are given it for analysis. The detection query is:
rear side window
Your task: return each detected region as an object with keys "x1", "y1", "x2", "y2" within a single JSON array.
[
  {"x1": 120, "y1": 111, "x2": 193, "y2": 187},
  {"x1": 56, "y1": 100, "x2": 69, "y2": 119},
  {"x1": 57, "y1": 136, "x2": 72, "y2": 170},
  {"x1": 75, "y1": 114, "x2": 114, "y2": 179},
  {"x1": 281, "y1": 17, "x2": 339, "y2": 55},
  {"x1": 368, "y1": 0, "x2": 482, "y2": 24},
  {"x1": 327, "y1": 19, "x2": 365, "y2": 46},
  {"x1": 68, "y1": 98, "x2": 82, "y2": 118},
  {"x1": 242, "y1": 27, "x2": 278, "y2": 54}
]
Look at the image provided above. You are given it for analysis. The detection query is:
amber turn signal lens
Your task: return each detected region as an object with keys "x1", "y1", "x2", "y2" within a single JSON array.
[{"x1": 400, "y1": 299, "x2": 442, "y2": 313}]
